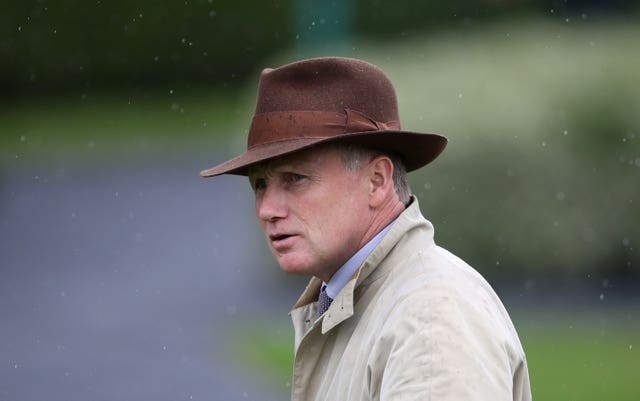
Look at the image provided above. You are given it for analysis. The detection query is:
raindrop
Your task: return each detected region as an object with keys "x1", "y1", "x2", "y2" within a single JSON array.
[
  {"x1": 20, "y1": 135, "x2": 26, "y2": 142},
  {"x1": 458, "y1": 93, "x2": 463, "y2": 99},
  {"x1": 169, "y1": 89, "x2": 174, "y2": 95},
  {"x1": 18, "y1": 26, "x2": 22, "y2": 32},
  {"x1": 541, "y1": 141, "x2": 546, "y2": 147},
  {"x1": 563, "y1": 130, "x2": 568, "y2": 135},
  {"x1": 599, "y1": 293, "x2": 604, "y2": 301}
]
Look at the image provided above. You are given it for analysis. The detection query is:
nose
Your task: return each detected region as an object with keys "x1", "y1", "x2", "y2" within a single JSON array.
[{"x1": 256, "y1": 185, "x2": 287, "y2": 223}]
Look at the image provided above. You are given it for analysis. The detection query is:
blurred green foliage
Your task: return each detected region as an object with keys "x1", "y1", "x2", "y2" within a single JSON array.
[
  {"x1": 3, "y1": 1, "x2": 638, "y2": 94},
  {"x1": 1, "y1": 0, "x2": 293, "y2": 94},
  {"x1": 355, "y1": 0, "x2": 640, "y2": 37}
]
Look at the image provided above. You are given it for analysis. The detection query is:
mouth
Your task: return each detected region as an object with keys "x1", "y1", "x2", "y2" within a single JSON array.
[
  {"x1": 269, "y1": 233, "x2": 297, "y2": 250},
  {"x1": 270, "y1": 234, "x2": 291, "y2": 241}
]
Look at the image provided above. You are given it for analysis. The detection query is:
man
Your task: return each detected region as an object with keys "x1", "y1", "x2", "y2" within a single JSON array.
[{"x1": 201, "y1": 57, "x2": 532, "y2": 400}]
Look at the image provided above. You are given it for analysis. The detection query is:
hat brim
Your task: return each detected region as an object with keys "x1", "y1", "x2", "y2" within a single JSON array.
[{"x1": 199, "y1": 130, "x2": 448, "y2": 177}]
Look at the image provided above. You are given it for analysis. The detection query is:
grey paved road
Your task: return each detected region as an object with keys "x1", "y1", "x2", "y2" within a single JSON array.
[{"x1": 1, "y1": 157, "x2": 304, "y2": 401}]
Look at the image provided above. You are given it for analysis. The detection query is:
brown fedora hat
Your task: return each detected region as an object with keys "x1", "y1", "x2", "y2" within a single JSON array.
[{"x1": 200, "y1": 57, "x2": 447, "y2": 177}]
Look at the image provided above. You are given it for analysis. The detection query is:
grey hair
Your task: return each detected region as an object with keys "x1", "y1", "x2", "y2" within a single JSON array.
[{"x1": 333, "y1": 144, "x2": 411, "y2": 204}]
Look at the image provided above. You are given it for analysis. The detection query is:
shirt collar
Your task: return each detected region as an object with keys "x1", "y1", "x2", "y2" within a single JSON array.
[{"x1": 323, "y1": 220, "x2": 395, "y2": 299}]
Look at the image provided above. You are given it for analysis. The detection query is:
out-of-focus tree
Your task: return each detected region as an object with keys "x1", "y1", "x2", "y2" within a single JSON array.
[
  {"x1": 0, "y1": 0, "x2": 293, "y2": 95},
  {"x1": 2, "y1": 0, "x2": 638, "y2": 96}
]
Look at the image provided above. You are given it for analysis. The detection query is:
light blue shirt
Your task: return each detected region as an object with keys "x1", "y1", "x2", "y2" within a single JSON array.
[{"x1": 323, "y1": 221, "x2": 395, "y2": 299}]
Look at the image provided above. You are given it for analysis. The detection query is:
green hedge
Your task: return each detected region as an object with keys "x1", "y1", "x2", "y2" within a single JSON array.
[
  {"x1": 3, "y1": 1, "x2": 638, "y2": 94},
  {"x1": 0, "y1": 0, "x2": 293, "y2": 93}
]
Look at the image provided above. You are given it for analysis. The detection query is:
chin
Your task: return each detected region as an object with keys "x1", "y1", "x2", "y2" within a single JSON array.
[
  {"x1": 278, "y1": 264, "x2": 311, "y2": 276},
  {"x1": 276, "y1": 256, "x2": 314, "y2": 277}
]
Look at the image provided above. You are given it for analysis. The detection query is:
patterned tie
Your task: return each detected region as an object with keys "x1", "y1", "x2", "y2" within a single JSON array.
[{"x1": 317, "y1": 285, "x2": 333, "y2": 318}]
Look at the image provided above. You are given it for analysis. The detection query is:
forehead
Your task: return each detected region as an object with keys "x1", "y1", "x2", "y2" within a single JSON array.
[{"x1": 249, "y1": 145, "x2": 343, "y2": 175}]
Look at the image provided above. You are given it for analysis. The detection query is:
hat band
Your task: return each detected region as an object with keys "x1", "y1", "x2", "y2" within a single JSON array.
[{"x1": 248, "y1": 109, "x2": 400, "y2": 148}]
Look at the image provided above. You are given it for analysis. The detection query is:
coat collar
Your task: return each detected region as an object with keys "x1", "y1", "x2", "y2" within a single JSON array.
[{"x1": 290, "y1": 196, "x2": 435, "y2": 334}]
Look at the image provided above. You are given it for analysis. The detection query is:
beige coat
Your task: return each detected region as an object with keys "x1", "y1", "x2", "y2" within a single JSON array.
[{"x1": 289, "y1": 199, "x2": 532, "y2": 401}]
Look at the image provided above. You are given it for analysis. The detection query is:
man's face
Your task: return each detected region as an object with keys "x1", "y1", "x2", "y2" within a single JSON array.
[{"x1": 248, "y1": 146, "x2": 373, "y2": 281}]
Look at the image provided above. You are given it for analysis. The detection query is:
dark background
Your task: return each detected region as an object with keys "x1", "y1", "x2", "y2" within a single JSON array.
[{"x1": 1, "y1": 1, "x2": 639, "y2": 400}]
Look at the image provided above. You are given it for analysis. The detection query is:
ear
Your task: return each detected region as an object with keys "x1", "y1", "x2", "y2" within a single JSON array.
[{"x1": 367, "y1": 156, "x2": 395, "y2": 208}]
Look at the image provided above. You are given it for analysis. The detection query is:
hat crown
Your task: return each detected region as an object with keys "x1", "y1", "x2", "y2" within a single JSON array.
[
  {"x1": 254, "y1": 57, "x2": 400, "y2": 125},
  {"x1": 199, "y1": 57, "x2": 447, "y2": 178}
]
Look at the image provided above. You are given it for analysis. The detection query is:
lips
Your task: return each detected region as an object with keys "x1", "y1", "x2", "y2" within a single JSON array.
[{"x1": 269, "y1": 233, "x2": 298, "y2": 250}]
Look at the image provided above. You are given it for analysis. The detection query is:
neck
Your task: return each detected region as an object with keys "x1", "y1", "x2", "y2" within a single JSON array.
[{"x1": 358, "y1": 195, "x2": 405, "y2": 249}]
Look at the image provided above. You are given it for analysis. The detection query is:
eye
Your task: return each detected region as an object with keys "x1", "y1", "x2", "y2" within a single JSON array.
[
  {"x1": 252, "y1": 178, "x2": 267, "y2": 192},
  {"x1": 286, "y1": 173, "x2": 307, "y2": 184}
]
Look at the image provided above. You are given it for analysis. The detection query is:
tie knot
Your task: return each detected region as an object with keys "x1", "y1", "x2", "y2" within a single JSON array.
[{"x1": 317, "y1": 286, "x2": 333, "y2": 318}]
